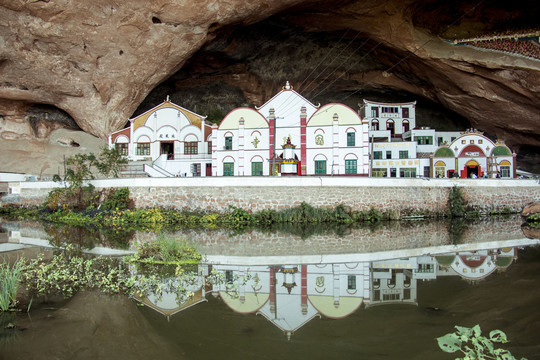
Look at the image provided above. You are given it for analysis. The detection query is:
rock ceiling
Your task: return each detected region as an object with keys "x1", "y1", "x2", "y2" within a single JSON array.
[{"x1": 0, "y1": 0, "x2": 539, "y2": 171}]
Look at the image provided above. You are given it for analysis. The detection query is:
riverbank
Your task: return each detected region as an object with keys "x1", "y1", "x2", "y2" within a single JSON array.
[{"x1": 2, "y1": 177, "x2": 539, "y2": 218}]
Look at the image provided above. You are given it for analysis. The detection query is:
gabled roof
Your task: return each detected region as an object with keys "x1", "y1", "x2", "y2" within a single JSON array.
[
  {"x1": 130, "y1": 99, "x2": 207, "y2": 131},
  {"x1": 256, "y1": 82, "x2": 319, "y2": 115}
]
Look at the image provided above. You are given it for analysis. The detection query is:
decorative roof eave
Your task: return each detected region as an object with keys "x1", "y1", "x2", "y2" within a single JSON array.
[{"x1": 362, "y1": 99, "x2": 417, "y2": 106}]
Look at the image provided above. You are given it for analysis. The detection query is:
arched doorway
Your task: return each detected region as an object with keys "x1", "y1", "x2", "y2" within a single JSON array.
[
  {"x1": 465, "y1": 160, "x2": 480, "y2": 178},
  {"x1": 402, "y1": 119, "x2": 410, "y2": 133},
  {"x1": 386, "y1": 119, "x2": 395, "y2": 137}
]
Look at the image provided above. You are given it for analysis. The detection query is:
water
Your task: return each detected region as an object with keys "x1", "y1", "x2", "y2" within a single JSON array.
[{"x1": 1, "y1": 217, "x2": 540, "y2": 359}]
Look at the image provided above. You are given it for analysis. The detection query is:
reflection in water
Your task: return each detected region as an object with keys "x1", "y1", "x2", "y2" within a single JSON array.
[
  {"x1": 137, "y1": 240, "x2": 536, "y2": 340},
  {"x1": 1, "y1": 217, "x2": 540, "y2": 359}
]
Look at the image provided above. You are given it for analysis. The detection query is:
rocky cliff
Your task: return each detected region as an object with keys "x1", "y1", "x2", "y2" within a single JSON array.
[{"x1": 1, "y1": 0, "x2": 539, "y2": 175}]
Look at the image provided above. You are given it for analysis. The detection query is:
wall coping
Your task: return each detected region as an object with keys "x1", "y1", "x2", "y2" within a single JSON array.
[{"x1": 7, "y1": 176, "x2": 540, "y2": 193}]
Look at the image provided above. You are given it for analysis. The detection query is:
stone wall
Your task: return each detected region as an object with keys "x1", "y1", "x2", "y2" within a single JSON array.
[{"x1": 3, "y1": 177, "x2": 540, "y2": 216}]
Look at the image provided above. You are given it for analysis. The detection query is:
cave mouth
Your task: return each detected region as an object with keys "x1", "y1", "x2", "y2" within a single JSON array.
[{"x1": 135, "y1": 12, "x2": 470, "y2": 132}]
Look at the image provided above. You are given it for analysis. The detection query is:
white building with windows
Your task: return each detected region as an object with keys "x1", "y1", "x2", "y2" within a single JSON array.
[
  {"x1": 211, "y1": 82, "x2": 370, "y2": 177},
  {"x1": 108, "y1": 98, "x2": 214, "y2": 177},
  {"x1": 361, "y1": 100, "x2": 514, "y2": 178}
]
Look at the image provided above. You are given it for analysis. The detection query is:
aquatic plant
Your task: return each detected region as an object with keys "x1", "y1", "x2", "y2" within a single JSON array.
[
  {"x1": 130, "y1": 236, "x2": 202, "y2": 265},
  {"x1": 436, "y1": 325, "x2": 526, "y2": 360},
  {"x1": 0, "y1": 260, "x2": 24, "y2": 311}
]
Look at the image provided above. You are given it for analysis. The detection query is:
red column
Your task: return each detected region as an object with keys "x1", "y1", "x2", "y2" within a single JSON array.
[
  {"x1": 300, "y1": 107, "x2": 307, "y2": 175},
  {"x1": 269, "y1": 109, "x2": 276, "y2": 169},
  {"x1": 301, "y1": 265, "x2": 308, "y2": 314},
  {"x1": 269, "y1": 266, "x2": 276, "y2": 315}
]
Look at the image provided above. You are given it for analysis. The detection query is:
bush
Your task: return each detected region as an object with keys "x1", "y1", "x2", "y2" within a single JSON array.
[
  {"x1": 101, "y1": 188, "x2": 131, "y2": 211},
  {"x1": 449, "y1": 186, "x2": 466, "y2": 218}
]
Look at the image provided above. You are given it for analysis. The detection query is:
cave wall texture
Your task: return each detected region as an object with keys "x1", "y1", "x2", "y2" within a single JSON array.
[{"x1": 1, "y1": 0, "x2": 539, "y2": 173}]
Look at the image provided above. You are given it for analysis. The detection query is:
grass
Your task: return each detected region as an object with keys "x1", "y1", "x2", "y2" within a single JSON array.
[{"x1": 0, "y1": 260, "x2": 24, "y2": 311}]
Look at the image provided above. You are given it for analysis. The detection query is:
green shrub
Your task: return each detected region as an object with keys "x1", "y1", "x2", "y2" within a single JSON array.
[
  {"x1": 449, "y1": 186, "x2": 466, "y2": 218},
  {"x1": 101, "y1": 188, "x2": 131, "y2": 210}
]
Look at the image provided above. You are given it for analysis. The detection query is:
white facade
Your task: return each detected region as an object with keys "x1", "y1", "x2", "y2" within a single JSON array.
[
  {"x1": 363, "y1": 100, "x2": 516, "y2": 179},
  {"x1": 432, "y1": 129, "x2": 516, "y2": 178},
  {"x1": 212, "y1": 82, "x2": 370, "y2": 177},
  {"x1": 109, "y1": 99, "x2": 213, "y2": 177}
]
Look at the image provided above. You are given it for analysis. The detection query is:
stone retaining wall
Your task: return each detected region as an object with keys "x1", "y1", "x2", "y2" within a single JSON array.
[{"x1": 2, "y1": 177, "x2": 540, "y2": 216}]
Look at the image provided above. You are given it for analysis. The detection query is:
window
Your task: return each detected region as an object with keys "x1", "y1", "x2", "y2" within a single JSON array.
[
  {"x1": 191, "y1": 163, "x2": 201, "y2": 176},
  {"x1": 207, "y1": 141, "x2": 212, "y2": 154},
  {"x1": 438, "y1": 137, "x2": 443, "y2": 146},
  {"x1": 416, "y1": 264, "x2": 434, "y2": 273},
  {"x1": 372, "y1": 168, "x2": 387, "y2": 177},
  {"x1": 400, "y1": 168, "x2": 416, "y2": 178},
  {"x1": 136, "y1": 143, "x2": 150, "y2": 156},
  {"x1": 399, "y1": 150, "x2": 408, "y2": 159},
  {"x1": 414, "y1": 136, "x2": 433, "y2": 145},
  {"x1": 371, "y1": 120, "x2": 379, "y2": 131},
  {"x1": 347, "y1": 276, "x2": 356, "y2": 290},
  {"x1": 223, "y1": 162, "x2": 234, "y2": 176},
  {"x1": 383, "y1": 293, "x2": 400, "y2": 301},
  {"x1": 251, "y1": 162, "x2": 263, "y2": 176},
  {"x1": 373, "y1": 151, "x2": 382, "y2": 159},
  {"x1": 225, "y1": 136, "x2": 232, "y2": 150},
  {"x1": 225, "y1": 270, "x2": 233, "y2": 284},
  {"x1": 402, "y1": 108, "x2": 409, "y2": 118},
  {"x1": 315, "y1": 160, "x2": 326, "y2": 175},
  {"x1": 500, "y1": 166, "x2": 510, "y2": 178},
  {"x1": 451, "y1": 137, "x2": 456, "y2": 141},
  {"x1": 115, "y1": 143, "x2": 128, "y2": 156},
  {"x1": 347, "y1": 132, "x2": 355, "y2": 147},
  {"x1": 184, "y1": 141, "x2": 198, "y2": 155},
  {"x1": 424, "y1": 166, "x2": 430, "y2": 177},
  {"x1": 381, "y1": 107, "x2": 399, "y2": 114},
  {"x1": 403, "y1": 289, "x2": 411, "y2": 300},
  {"x1": 386, "y1": 151, "x2": 392, "y2": 159},
  {"x1": 371, "y1": 107, "x2": 379, "y2": 117},
  {"x1": 345, "y1": 159, "x2": 357, "y2": 174}
]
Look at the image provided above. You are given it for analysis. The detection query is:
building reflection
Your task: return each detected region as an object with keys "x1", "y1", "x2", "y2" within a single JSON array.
[{"x1": 138, "y1": 241, "x2": 534, "y2": 339}]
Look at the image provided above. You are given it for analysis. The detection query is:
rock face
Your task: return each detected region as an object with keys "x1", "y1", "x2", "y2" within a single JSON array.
[{"x1": 1, "y1": 0, "x2": 539, "y2": 170}]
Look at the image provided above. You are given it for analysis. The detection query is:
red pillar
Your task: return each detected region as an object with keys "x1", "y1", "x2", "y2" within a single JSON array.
[
  {"x1": 301, "y1": 265, "x2": 308, "y2": 314},
  {"x1": 300, "y1": 106, "x2": 307, "y2": 175}
]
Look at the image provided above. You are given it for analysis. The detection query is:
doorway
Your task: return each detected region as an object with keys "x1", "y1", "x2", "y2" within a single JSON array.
[{"x1": 160, "y1": 142, "x2": 174, "y2": 160}]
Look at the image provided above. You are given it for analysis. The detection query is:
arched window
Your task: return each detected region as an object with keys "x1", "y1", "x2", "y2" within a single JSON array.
[
  {"x1": 402, "y1": 119, "x2": 410, "y2": 133},
  {"x1": 371, "y1": 119, "x2": 379, "y2": 131}
]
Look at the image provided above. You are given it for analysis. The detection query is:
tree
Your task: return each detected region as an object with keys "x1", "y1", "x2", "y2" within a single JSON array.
[{"x1": 94, "y1": 146, "x2": 127, "y2": 178}]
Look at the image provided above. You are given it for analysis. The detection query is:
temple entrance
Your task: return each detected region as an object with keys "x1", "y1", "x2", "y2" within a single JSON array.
[
  {"x1": 160, "y1": 142, "x2": 174, "y2": 160},
  {"x1": 465, "y1": 160, "x2": 480, "y2": 178}
]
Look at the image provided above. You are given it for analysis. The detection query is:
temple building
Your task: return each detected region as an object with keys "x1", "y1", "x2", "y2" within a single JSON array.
[
  {"x1": 211, "y1": 82, "x2": 370, "y2": 176},
  {"x1": 108, "y1": 88, "x2": 515, "y2": 179},
  {"x1": 108, "y1": 98, "x2": 214, "y2": 177},
  {"x1": 431, "y1": 129, "x2": 516, "y2": 178}
]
